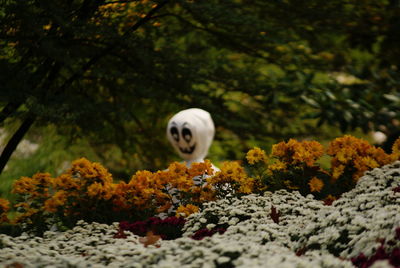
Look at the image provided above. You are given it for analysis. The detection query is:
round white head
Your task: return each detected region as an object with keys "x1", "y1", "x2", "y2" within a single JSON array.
[{"x1": 167, "y1": 108, "x2": 215, "y2": 162}]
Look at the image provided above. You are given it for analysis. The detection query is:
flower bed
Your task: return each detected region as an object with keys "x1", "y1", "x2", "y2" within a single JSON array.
[{"x1": 1, "y1": 161, "x2": 399, "y2": 267}]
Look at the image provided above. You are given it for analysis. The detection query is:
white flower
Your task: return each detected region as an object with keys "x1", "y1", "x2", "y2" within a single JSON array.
[{"x1": 1, "y1": 162, "x2": 399, "y2": 267}]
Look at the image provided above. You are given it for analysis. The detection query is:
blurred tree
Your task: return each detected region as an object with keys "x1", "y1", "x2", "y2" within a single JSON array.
[{"x1": 0, "y1": 0, "x2": 399, "y2": 175}]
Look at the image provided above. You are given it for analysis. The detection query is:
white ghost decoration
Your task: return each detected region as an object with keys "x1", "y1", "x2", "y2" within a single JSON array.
[
  {"x1": 160, "y1": 108, "x2": 218, "y2": 218},
  {"x1": 167, "y1": 108, "x2": 215, "y2": 166}
]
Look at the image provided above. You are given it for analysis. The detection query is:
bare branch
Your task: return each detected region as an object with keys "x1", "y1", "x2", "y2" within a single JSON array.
[
  {"x1": 58, "y1": 0, "x2": 170, "y2": 93},
  {"x1": 151, "y1": 12, "x2": 272, "y2": 62}
]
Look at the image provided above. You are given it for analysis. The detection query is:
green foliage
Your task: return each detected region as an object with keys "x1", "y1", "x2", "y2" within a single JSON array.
[
  {"x1": 0, "y1": 0, "x2": 399, "y2": 181},
  {"x1": 0, "y1": 125, "x2": 100, "y2": 202},
  {"x1": 5, "y1": 158, "x2": 220, "y2": 234},
  {"x1": 245, "y1": 136, "x2": 399, "y2": 200},
  {"x1": 3, "y1": 135, "x2": 399, "y2": 235}
]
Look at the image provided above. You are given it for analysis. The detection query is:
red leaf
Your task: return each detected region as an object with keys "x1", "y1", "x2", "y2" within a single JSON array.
[
  {"x1": 270, "y1": 205, "x2": 280, "y2": 224},
  {"x1": 296, "y1": 247, "x2": 307, "y2": 256},
  {"x1": 139, "y1": 231, "x2": 161, "y2": 247},
  {"x1": 113, "y1": 228, "x2": 127, "y2": 239},
  {"x1": 5, "y1": 263, "x2": 24, "y2": 268}
]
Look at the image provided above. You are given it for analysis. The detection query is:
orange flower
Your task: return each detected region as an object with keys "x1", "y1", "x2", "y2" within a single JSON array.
[
  {"x1": 268, "y1": 160, "x2": 287, "y2": 171},
  {"x1": 220, "y1": 161, "x2": 245, "y2": 178},
  {"x1": 0, "y1": 198, "x2": 10, "y2": 223},
  {"x1": 43, "y1": 190, "x2": 67, "y2": 213},
  {"x1": 331, "y1": 164, "x2": 345, "y2": 180},
  {"x1": 168, "y1": 162, "x2": 188, "y2": 177},
  {"x1": 87, "y1": 182, "x2": 115, "y2": 200},
  {"x1": 328, "y1": 135, "x2": 392, "y2": 180},
  {"x1": 156, "y1": 202, "x2": 172, "y2": 213},
  {"x1": 176, "y1": 204, "x2": 199, "y2": 218},
  {"x1": 172, "y1": 176, "x2": 194, "y2": 192},
  {"x1": 12, "y1": 176, "x2": 38, "y2": 195},
  {"x1": 238, "y1": 178, "x2": 256, "y2": 194},
  {"x1": 271, "y1": 139, "x2": 323, "y2": 167},
  {"x1": 69, "y1": 158, "x2": 113, "y2": 184},
  {"x1": 391, "y1": 137, "x2": 400, "y2": 161},
  {"x1": 32, "y1": 173, "x2": 53, "y2": 188},
  {"x1": 308, "y1": 177, "x2": 324, "y2": 192},
  {"x1": 188, "y1": 160, "x2": 214, "y2": 177},
  {"x1": 55, "y1": 174, "x2": 81, "y2": 191},
  {"x1": 188, "y1": 184, "x2": 216, "y2": 203},
  {"x1": 246, "y1": 147, "x2": 267, "y2": 165},
  {"x1": 207, "y1": 161, "x2": 255, "y2": 194}
]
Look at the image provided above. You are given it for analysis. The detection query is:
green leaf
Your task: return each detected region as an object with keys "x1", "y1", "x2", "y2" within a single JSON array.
[
  {"x1": 383, "y1": 94, "x2": 400, "y2": 103},
  {"x1": 300, "y1": 95, "x2": 320, "y2": 108},
  {"x1": 344, "y1": 111, "x2": 353, "y2": 122}
]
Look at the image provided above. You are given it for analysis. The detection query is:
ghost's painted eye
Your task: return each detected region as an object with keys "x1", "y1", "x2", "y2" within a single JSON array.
[
  {"x1": 170, "y1": 126, "x2": 179, "y2": 142},
  {"x1": 182, "y1": 127, "x2": 192, "y2": 143}
]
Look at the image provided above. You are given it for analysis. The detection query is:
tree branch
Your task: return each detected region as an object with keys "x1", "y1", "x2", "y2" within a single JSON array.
[
  {"x1": 0, "y1": 102, "x2": 22, "y2": 125},
  {"x1": 98, "y1": 0, "x2": 142, "y2": 6},
  {"x1": 58, "y1": 0, "x2": 170, "y2": 93},
  {"x1": 151, "y1": 12, "x2": 272, "y2": 62},
  {"x1": 0, "y1": 115, "x2": 36, "y2": 175}
]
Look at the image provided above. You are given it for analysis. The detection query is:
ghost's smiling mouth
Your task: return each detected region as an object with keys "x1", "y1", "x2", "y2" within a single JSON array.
[{"x1": 179, "y1": 144, "x2": 196, "y2": 154}]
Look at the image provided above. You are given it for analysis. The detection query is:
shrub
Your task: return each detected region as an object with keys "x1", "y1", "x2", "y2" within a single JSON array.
[
  {"x1": 8, "y1": 158, "x2": 216, "y2": 234},
  {"x1": 3, "y1": 135, "x2": 399, "y2": 234},
  {"x1": 245, "y1": 135, "x2": 399, "y2": 200}
]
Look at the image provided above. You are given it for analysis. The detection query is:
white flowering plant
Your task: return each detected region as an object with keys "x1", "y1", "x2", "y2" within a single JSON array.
[{"x1": 0, "y1": 162, "x2": 399, "y2": 267}]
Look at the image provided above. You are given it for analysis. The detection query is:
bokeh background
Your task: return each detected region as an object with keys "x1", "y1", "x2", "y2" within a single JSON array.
[{"x1": 1, "y1": 0, "x2": 399, "y2": 201}]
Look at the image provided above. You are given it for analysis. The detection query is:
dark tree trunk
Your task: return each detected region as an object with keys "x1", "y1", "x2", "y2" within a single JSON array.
[
  {"x1": 0, "y1": 0, "x2": 170, "y2": 175},
  {"x1": 0, "y1": 102, "x2": 22, "y2": 125},
  {"x1": 0, "y1": 116, "x2": 36, "y2": 175}
]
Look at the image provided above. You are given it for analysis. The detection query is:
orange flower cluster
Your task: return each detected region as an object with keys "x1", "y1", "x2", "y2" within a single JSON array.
[
  {"x1": 246, "y1": 136, "x2": 400, "y2": 200},
  {"x1": 113, "y1": 160, "x2": 217, "y2": 215},
  {"x1": 11, "y1": 172, "x2": 54, "y2": 224},
  {"x1": 207, "y1": 161, "x2": 256, "y2": 196},
  {"x1": 41, "y1": 158, "x2": 116, "y2": 216},
  {"x1": 44, "y1": 190, "x2": 68, "y2": 213},
  {"x1": 113, "y1": 169, "x2": 171, "y2": 213},
  {"x1": 0, "y1": 198, "x2": 10, "y2": 223},
  {"x1": 13, "y1": 173, "x2": 53, "y2": 198},
  {"x1": 176, "y1": 204, "x2": 199, "y2": 218},
  {"x1": 69, "y1": 158, "x2": 113, "y2": 183},
  {"x1": 11, "y1": 158, "x2": 219, "y2": 228},
  {"x1": 4, "y1": 135, "x2": 399, "y2": 230},
  {"x1": 391, "y1": 138, "x2": 400, "y2": 160},
  {"x1": 246, "y1": 147, "x2": 268, "y2": 165},
  {"x1": 264, "y1": 139, "x2": 327, "y2": 195},
  {"x1": 308, "y1": 177, "x2": 324, "y2": 193},
  {"x1": 327, "y1": 135, "x2": 394, "y2": 181},
  {"x1": 271, "y1": 139, "x2": 324, "y2": 167}
]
